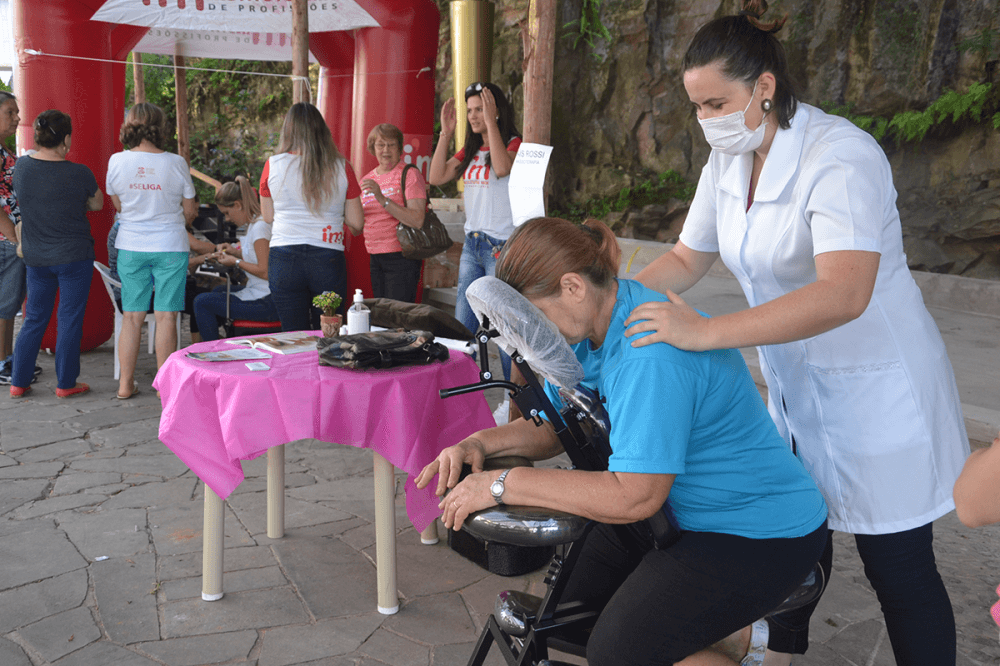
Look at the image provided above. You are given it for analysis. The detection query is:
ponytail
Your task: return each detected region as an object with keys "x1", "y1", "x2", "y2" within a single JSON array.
[
  {"x1": 215, "y1": 175, "x2": 261, "y2": 220},
  {"x1": 496, "y1": 218, "x2": 619, "y2": 298}
]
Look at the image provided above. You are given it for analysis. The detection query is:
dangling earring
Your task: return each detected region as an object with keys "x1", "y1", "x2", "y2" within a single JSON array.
[{"x1": 761, "y1": 98, "x2": 773, "y2": 113}]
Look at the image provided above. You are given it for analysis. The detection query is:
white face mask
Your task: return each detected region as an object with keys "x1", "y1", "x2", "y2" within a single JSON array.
[{"x1": 697, "y1": 81, "x2": 767, "y2": 155}]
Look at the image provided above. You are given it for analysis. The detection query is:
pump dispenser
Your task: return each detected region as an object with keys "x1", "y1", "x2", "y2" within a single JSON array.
[{"x1": 346, "y1": 289, "x2": 370, "y2": 335}]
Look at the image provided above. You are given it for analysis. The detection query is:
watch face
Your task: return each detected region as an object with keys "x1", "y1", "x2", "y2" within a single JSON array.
[{"x1": 491, "y1": 481, "x2": 503, "y2": 496}]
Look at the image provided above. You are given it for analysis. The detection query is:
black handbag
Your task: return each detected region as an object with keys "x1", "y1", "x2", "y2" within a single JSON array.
[
  {"x1": 396, "y1": 164, "x2": 453, "y2": 260},
  {"x1": 318, "y1": 330, "x2": 449, "y2": 370}
]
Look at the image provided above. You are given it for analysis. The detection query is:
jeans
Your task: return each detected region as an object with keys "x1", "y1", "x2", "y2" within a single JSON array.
[
  {"x1": 12, "y1": 260, "x2": 91, "y2": 389},
  {"x1": 370, "y1": 251, "x2": 422, "y2": 302},
  {"x1": 268, "y1": 245, "x2": 346, "y2": 332},
  {"x1": 193, "y1": 285, "x2": 279, "y2": 342},
  {"x1": 0, "y1": 240, "x2": 26, "y2": 319},
  {"x1": 455, "y1": 232, "x2": 510, "y2": 378},
  {"x1": 769, "y1": 523, "x2": 955, "y2": 664}
]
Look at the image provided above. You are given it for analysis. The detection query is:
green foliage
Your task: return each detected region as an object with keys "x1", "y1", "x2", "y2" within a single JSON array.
[
  {"x1": 551, "y1": 170, "x2": 695, "y2": 223},
  {"x1": 821, "y1": 82, "x2": 999, "y2": 146},
  {"x1": 125, "y1": 55, "x2": 289, "y2": 202},
  {"x1": 312, "y1": 290, "x2": 342, "y2": 315},
  {"x1": 957, "y1": 27, "x2": 1000, "y2": 61},
  {"x1": 564, "y1": 0, "x2": 612, "y2": 53}
]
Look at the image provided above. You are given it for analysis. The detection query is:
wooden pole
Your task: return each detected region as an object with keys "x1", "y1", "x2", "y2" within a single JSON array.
[
  {"x1": 291, "y1": 0, "x2": 309, "y2": 104},
  {"x1": 522, "y1": 0, "x2": 556, "y2": 144},
  {"x1": 132, "y1": 52, "x2": 145, "y2": 104},
  {"x1": 174, "y1": 55, "x2": 190, "y2": 165}
]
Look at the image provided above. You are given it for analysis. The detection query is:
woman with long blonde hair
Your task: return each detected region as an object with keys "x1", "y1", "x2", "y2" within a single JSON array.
[{"x1": 260, "y1": 103, "x2": 364, "y2": 331}]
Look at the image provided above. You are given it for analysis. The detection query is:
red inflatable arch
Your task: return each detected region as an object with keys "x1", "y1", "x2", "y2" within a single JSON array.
[{"x1": 12, "y1": 0, "x2": 439, "y2": 351}]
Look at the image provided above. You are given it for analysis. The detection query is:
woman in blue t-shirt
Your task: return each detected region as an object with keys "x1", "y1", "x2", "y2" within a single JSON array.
[
  {"x1": 416, "y1": 217, "x2": 828, "y2": 665},
  {"x1": 10, "y1": 110, "x2": 102, "y2": 398}
]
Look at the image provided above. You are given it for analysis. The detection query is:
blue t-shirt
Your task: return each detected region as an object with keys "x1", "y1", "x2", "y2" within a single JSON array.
[{"x1": 544, "y1": 279, "x2": 827, "y2": 539}]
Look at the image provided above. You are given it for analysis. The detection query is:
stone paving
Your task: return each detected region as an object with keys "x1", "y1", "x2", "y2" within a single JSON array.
[{"x1": 0, "y1": 282, "x2": 998, "y2": 665}]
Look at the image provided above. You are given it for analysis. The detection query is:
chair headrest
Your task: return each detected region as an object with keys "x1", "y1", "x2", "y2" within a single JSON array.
[{"x1": 466, "y1": 277, "x2": 584, "y2": 389}]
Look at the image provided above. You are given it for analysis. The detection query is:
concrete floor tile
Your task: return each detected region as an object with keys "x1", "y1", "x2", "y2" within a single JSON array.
[
  {"x1": 258, "y1": 615, "x2": 385, "y2": 666},
  {"x1": 60, "y1": 404, "x2": 163, "y2": 431},
  {"x1": 0, "y1": 569, "x2": 88, "y2": 634},
  {"x1": 0, "y1": 421, "x2": 85, "y2": 452},
  {"x1": 430, "y1": 641, "x2": 506, "y2": 666},
  {"x1": 69, "y1": 453, "x2": 190, "y2": 477},
  {"x1": 52, "y1": 471, "x2": 123, "y2": 495},
  {"x1": 2, "y1": 403, "x2": 81, "y2": 422},
  {"x1": 17, "y1": 605, "x2": 101, "y2": 663},
  {"x1": 0, "y1": 636, "x2": 31, "y2": 666},
  {"x1": 162, "y1": 587, "x2": 310, "y2": 638},
  {"x1": 162, "y1": 565, "x2": 290, "y2": 601},
  {"x1": 823, "y1": 619, "x2": 895, "y2": 666},
  {"x1": 357, "y1": 627, "x2": 430, "y2": 666},
  {"x1": 149, "y1": 501, "x2": 254, "y2": 557},
  {"x1": 85, "y1": 418, "x2": 163, "y2": 448},
  {"x1": 378, "y1": 536, "x2": 490, "y2": 600},
  {"x1": 273, "y1": 533, "x2": 380, "y2": 618},
  {"x1": 0, "y1": 524, "x2": 87, "y2": 590},
  {"x1": 13, "y1": 493, "x2": 104, "y2": 519},
  {"x1": 784, "y1": 642, "x2": 855, "y2": 666},
  {"x1": 158, "y1": 544, "x2": 279, "y2": 582},
  {"x1": 0, "y1": 478, "x2": 49, "y2": 516},
  {"x1": 0, "y1": 453, "x2": 16, "y2": 468},
  {"x1": 12, "y1": 438, "x2": 91, "y2": 464},
  {"x1": 101, "y1": 477, "x2": 199, "y2": 510},
  {"x1": 229, "y1": 492, "x2": 354, "y2": 536},
  {"x1": 92, "y1": 553, "x2": 160, "y2": 644},
  {"x1": 51, "y1": 640, "x2": 162, "y2": 665},
  {"x1": 340, "y1": 522, "x2": 377, "y2": 551},
  {"x1": 383, "y1": 593, "x2": 479, "y2": 646},
  {"x1": 135, "y1": 629, "x2": 258, "y2": 665},
  {"x1": 56, "y1": 507, "x2": 150, "y2": 560},
  {"x1": 0, "y1": 461, "x2": 65, "y2": 479}
]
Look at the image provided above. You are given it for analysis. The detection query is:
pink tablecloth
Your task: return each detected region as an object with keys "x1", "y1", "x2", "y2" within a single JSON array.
[{"x1": 153, "y1": 336, "x2": 495, "y2": 531}]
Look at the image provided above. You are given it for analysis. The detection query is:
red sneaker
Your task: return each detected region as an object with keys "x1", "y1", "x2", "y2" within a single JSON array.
[{"x1": 55, "y1": 383, "x2": 90, "y2": 398}]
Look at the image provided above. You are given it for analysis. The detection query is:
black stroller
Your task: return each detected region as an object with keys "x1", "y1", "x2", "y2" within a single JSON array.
[{"x1": 438, "y1": 276, "x2": 825, "y2": 666}]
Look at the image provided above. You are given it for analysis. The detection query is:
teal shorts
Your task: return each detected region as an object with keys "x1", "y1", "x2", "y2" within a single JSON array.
[{"x1": 117, "y1": 250, "x2": 188, "y2": 312}]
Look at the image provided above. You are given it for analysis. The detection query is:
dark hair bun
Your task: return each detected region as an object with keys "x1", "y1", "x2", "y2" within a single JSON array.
[
  {"x1": 740, "y1": 0, "x2": 786, "y2": 33},
  {"x1": 36, "y1": 117, "x2": 48, "y2": 127}
]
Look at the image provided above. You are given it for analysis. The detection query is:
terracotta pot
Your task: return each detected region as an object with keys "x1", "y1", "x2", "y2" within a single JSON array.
[{"x1": 320, "y1": 314, "x2": 343, "y2": 338}]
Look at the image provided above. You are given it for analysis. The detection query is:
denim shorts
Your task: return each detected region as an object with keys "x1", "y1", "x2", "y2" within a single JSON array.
[
  {"x1": 0, "y1": 240, "x2": 26, "y2": 319},
  {"x1": 117, "y1": 250, "x2": 188, "y2": 312}
]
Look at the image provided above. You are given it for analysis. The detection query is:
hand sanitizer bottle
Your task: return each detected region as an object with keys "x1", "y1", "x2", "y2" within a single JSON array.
[{"x1": 346, "y1": 288, "x2": 370, "y2": 335}]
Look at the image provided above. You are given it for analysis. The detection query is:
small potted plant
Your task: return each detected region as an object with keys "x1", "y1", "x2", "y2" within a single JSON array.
[{"x1": 312, "y1": 291, "x2": 343, "y2": 337}]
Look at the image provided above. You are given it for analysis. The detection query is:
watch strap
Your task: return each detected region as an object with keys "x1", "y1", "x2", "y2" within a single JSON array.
[{"x1": 491, "y1": 468, "x2": 511, "y2": 505}]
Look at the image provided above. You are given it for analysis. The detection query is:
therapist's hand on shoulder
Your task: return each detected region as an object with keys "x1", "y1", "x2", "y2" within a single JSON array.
[
  {"x1": 415, "y1": 436, "x2": 487, "y2": 498},
  {"x1": 624, "y1": 290, "x2": 714, "y2": 352}
]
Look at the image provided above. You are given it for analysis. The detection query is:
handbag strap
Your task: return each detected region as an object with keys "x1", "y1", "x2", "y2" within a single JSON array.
[{"x1": 400, "y1": 164, "x2": 414, "y2": 207}]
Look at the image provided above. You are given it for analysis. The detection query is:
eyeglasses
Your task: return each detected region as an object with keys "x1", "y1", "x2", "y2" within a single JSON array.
[{"x1": 465, "y1": 82, "x2": 484, "y2": 96}]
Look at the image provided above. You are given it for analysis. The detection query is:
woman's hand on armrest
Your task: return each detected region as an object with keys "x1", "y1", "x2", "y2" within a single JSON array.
[{"x1": 415, "y1": 436, "x2": 488, "y2": 498}]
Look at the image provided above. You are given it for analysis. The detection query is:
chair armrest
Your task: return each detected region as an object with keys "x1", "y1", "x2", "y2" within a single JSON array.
[{"x1": 463, "y1": 505, "x2": 592, "y2": 548}]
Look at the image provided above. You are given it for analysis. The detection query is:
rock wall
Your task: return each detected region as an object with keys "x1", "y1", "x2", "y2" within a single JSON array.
[{"x1": 434, "y1": 0, "x2": 1000, "y2": 279}]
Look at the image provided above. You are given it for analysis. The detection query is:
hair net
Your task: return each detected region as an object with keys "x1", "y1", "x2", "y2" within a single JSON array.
[{"x1": 465, "y1": 277, "x2": 584, "y2": 389}]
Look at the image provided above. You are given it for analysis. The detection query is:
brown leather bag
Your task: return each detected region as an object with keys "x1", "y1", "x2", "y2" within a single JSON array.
[{"x1": 395, "y1": 164, "x2": 453, "y2": 260}]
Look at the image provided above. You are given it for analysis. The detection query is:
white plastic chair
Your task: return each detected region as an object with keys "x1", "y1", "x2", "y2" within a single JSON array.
[{"x1": 93, "y1": 261, "x2": 181, "y2": 380}]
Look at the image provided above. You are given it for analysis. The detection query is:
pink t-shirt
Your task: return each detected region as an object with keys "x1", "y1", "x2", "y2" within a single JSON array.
[{"x1": 360, "y1": 162, "x2": 427, "y2": 255}]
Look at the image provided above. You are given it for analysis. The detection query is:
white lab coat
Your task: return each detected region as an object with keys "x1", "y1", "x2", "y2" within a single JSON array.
[{"x1": 679, "y1": 103, "x2": 970, "y2": 534}]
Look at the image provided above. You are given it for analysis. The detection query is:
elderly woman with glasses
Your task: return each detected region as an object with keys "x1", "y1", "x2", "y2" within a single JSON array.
[
  {"x1": 359, "y1": 123, "x2": 427, "y2": 303},
  {"x1": 428, "y1": 82, "x2": 521, "y2": 377}
]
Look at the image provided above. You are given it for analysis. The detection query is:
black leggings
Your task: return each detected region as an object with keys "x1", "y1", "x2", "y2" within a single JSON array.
[
  {"x1": 558, "y1": 520, "x2": 828, "y2": 665},
  {"x1": 769, "y1": 523, "x2": 955, "y2": 664}
]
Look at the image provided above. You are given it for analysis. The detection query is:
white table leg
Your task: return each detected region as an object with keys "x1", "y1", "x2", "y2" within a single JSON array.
[
  {"x1": 373, "y1": 451, "x2": 398, "y2": 615},
  {"x1": 202, "y1": 485, "x2": 225, "y2": 601},
  {"x1": 267, "y1": 445, "x2": 285, "y2": 539},
  {"x1": 420, "y1": 519, "x2": 439, "y2": 545}
]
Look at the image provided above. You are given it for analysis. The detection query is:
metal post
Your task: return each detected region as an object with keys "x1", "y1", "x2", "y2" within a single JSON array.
[
  {"x1": 202, "y1": 485, "x2": 225, "y2": 601},
  {"x1": 373, "y1": 452, "x2": 398, "y2": 614}
]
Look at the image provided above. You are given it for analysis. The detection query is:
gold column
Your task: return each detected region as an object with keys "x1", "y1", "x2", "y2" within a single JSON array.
[{"x1": 450, "y1": 0, "x2": 495, "y2": 181}]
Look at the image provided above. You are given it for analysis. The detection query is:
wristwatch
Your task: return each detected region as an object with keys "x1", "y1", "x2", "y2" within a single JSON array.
[
  {"x1": 234, "y1": 258, "x2": 241, "y2": 267},
  {"x1": 490, "y1": 469, "x2": 511, "y2": 505}
]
